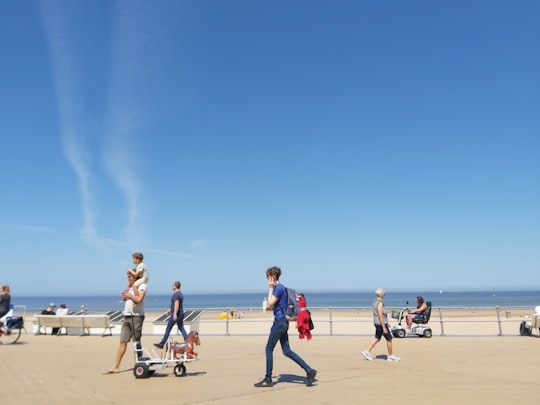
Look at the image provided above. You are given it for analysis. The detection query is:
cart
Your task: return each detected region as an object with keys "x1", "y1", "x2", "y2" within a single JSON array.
[{"x1": 133, "y1": 338, "x2": 200, "y2": 379}]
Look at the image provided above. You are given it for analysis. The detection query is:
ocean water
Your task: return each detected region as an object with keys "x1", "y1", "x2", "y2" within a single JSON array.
[{"x1": 14, "y1": 290, "x2": 540, "y2": 314}]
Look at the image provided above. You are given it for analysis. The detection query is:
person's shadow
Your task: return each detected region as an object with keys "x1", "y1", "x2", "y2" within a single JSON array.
[{"x1": 275, "y1": 373, "x2": 311, "y2": 386}]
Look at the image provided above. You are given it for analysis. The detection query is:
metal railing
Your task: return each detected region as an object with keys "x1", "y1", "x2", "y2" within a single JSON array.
[{"x1": 189, "y1": 305, "x2": 534, "y2": 337}]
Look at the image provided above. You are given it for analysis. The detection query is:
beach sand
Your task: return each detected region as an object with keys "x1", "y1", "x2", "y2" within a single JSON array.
[{"x1": 1, "y1": 311, "x2": 538, "y2": 404}]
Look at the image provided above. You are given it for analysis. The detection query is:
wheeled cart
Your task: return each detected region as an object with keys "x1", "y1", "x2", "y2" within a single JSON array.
[{"x1": 132, "y1": 339, "x2": 199, "y2": 379}]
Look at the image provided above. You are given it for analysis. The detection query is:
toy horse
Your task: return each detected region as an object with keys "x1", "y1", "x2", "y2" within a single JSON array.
[{"x1": 171, "y1": 331, "x2": 201, "y2": 359}]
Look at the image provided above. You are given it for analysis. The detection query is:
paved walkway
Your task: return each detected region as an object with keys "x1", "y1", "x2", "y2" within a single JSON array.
[{"x1": 0, "y1": 332, "x2": 538, "y2": 404}]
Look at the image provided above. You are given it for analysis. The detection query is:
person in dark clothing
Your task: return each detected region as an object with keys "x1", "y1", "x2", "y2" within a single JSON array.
[
  {"x1": 154, "y1": 281, "x2": 188, "y2": 348},
  {"x1": 41, "y1": 303, "x2": 60, "y2": 335}
]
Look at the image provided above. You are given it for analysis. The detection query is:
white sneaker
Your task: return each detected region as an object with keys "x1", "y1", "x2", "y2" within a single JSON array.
[
  {"x1": 387, "y1": 355, "x2": 400, "y2": 362},
  {"x1": 362, "y1": 350, "x2": 373, "y2": 361}
]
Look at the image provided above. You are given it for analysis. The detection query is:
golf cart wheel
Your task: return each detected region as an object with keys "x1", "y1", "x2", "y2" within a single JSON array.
[
  {"x1": 133, "y1": 363, "x2": 151, "y2": 378},
  {"x1": 423, "y1": 329, "x2": 432, "y2": 338},
  {"x1": 395, "y1": 329, "x2": 406, "y2": 338},
  {"x1": 174, "y1": 363, "x2": 186, "y2": 377}
]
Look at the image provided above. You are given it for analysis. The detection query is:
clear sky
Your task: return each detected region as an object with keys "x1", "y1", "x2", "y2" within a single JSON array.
[{"x1": 1, "y1": 1, "x2": 538, "y2": 296}]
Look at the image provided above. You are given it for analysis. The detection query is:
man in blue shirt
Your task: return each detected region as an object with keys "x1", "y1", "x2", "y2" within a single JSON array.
[
  {"x1": 254, "y1": 266, "x2": 317, "y2": 388},
  {"x1": 154, "y1": 281, "x2": 188, "y2": 348}
]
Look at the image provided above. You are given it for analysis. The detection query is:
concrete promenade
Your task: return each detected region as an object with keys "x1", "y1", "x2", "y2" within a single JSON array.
[{"x1": 1, "y1": 316, "x2": 538, "y2": 404}]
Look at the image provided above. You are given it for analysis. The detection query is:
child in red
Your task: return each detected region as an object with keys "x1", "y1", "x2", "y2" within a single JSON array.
[{"x1": 296, "y1": 294, "x2": 312, "y2": 340}]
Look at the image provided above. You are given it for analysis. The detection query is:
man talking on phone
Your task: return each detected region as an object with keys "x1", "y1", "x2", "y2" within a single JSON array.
[{"x1": 254, "y1": 266, "x2": 317, "y2": 388}]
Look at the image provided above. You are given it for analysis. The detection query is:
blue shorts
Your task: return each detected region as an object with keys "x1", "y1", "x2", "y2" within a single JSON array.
[
  {"x1": 374, "y1": 324, "x2": 393, "y2": 341},
  {"x1": 412, "y1": 314, "x2": 425, "y2": 322}
]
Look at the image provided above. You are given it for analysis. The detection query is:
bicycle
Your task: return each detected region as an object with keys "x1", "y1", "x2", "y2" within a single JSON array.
[{"x1": 0, "y1": 316, "x2": 24, "y2": 344}]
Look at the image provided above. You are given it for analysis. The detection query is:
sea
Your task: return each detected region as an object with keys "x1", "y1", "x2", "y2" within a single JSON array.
[{"x1": 14, "y1": 290, "x2": 540, "y2": 314}]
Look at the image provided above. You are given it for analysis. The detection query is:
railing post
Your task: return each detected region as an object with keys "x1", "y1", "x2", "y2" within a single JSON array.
[
  {"x1": 495, "y1": 306, "x2": 502, "y2": 336},
  {"x1": 329, "y1": 307, "x2": 333, "y2": 336},
  {"x1": 438, "y1": 307, "x2": 445, "y2": 336},
  {"x1": 225, "y1": 308, "x2": 230, "y2": 336}
]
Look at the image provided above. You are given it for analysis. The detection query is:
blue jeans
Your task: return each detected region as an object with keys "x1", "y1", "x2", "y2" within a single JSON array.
[
  {"x1": 264, "y1": 318, "x2": 311, "y2": 380},
  {"x1": 158, "y1": 312, "x2": 188, "y2": 345}
]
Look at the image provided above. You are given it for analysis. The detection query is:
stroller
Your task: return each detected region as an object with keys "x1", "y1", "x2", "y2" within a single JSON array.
[{"x1": 391, "y1": 301, "x2": 432, "y2": 338}]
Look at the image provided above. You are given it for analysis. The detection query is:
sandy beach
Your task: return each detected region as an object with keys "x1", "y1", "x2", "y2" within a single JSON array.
[{"x1": 1, "y1": 310, "x2": 538, "y2": 404}]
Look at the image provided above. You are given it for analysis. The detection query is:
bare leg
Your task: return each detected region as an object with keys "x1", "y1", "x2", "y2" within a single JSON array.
[
  {"x1": 367, "y1": 338, "x2": 380, "y2": 352},
  {"x1": 104, "y1": 341, "x2": 127, "y2": 373},
  {"x1": 387, "y1": 340, "x2": 393, "y2": 356}
]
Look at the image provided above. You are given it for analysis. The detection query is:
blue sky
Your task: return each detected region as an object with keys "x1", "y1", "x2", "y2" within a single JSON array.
[{"x1": 1, "y1": 1, "x2": 538, "y2": 296}]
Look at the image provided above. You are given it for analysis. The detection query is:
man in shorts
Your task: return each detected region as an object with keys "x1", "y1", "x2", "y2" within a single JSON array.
[
  {"x1": 362, "y1": 288, "x2": 400, "y2": 362},
  {"x1": 104, "y1": 271, "x2": 147, "y2": 374}
]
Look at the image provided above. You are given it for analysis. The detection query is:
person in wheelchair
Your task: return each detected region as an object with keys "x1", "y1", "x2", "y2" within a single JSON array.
[{"x1": 406, "y1": 296, "x2": 428, "y2": 332}]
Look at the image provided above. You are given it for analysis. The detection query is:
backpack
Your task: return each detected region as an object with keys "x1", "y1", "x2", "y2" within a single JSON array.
[
  {"x1": 307, "y1": 309, "x2": 315, "y2": 330},
  {"x1": 279, "y1": 286, "x2": 299, "y2": 321}
]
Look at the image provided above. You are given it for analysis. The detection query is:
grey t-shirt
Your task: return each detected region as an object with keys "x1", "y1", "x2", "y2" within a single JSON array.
[{"x1": 372, "y1": 298, "x2": 388, "y2": 326}]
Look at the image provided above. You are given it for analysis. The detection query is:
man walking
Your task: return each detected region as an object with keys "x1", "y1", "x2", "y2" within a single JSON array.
[
  {"x1": 254, "y1": 266, "x2": 317, "y2": 388},
  {"x1": 104, "y1": 271, "x2": 147, "y2": 374},
  {"x1": 154, "y1": 281, "x2": 188, "y2": 348}
]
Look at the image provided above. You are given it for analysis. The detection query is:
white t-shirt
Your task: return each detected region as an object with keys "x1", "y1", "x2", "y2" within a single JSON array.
[{"x1": 123, "y1": 283, "x2": 147, "y2": 316}]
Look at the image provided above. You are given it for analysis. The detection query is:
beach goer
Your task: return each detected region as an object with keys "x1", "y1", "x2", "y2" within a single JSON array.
[
  {"x1": 254, "y1": 266, "x2": 317, "y2": 388},
  {"x1": 56, "y1": 304, "x2": 70, "y2": 334},
  {"x1": 127, "y1": 252, "x2": 149, "y2": 290},
  {"x1": 56, "y1": 304, "x2": 69, "y2": 316},
  {"x1": 104, "y1": 271, "x2": 147, "y2": 374},
  {"x1": 362, "y1": 288, "x2": 400, "y2": 362},
  {"x1": 0, "y1": 285, "x2": 11, "y2": 327},
  {"x1": 154, "y1": 281, "x2": 188, "y2": 348},
  {"x1": 79, "y1": 305, "x2": 88, "y2": 315},
  {"x1": 41, "y1": 303, "x2": 60, "y2": 335},
  {"x1": 406, "y1": 296, "x2": 428, "y2": 332}
]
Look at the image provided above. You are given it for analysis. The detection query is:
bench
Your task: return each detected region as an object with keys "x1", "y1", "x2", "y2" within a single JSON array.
[
  {"x1": 34, "y1": 315, "x2": 114, "y2": 336},
  {"x1": 152, "y1": 310, "x2": 204, "y2": 335},
  {"x1": 522, "y1": 314, "x2": 540, "y2": 337}
]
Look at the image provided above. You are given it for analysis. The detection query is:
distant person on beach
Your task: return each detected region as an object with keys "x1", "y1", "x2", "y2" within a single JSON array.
[
  {"x1": 0, "y1": 285, "x2": 11, "y2": 326},
  {"x1": 79, "y1": 305, "x2": 88, "y2": 315},
  {"x1": 362, "y1": 288, "x2": 400, "y2": 362},
  {"x1": 406, "y1": 296, "x2": 428, "y2": 332},
  {"x1": 41, "y1": 303, "x2": 60, "y2": 335},
  {"x1": 154, "y1": 281, "x2": 188, "y2": 348},
  {"x1": 254, "y1": 266, "x2": 317, "y2": 388},
  {"x1": 127, "y1": 252, "x2": 148, "y2": 291},
  {"x1": 104, "y1": 271, "x2": 147, "y2": 374}
]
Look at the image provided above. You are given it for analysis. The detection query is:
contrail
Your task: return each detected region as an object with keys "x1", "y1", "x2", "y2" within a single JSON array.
[
  {"x1": 103, "y1": 0, "x2": 173, "y2": 247},
  {"x1": 39, "y1": 0, "x2": 106, "y2": 250}
]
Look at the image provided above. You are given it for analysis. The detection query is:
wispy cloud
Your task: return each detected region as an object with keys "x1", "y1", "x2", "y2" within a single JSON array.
[
  {"x1": 39, "y1": 1, "x2": 106, "y2": 251},
  {"x1": 40, "y1": 1, "x2": 175, "y2": 252},
  {"x1": 102, "y1": 1, "x2": 172, "y2": 247}
]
